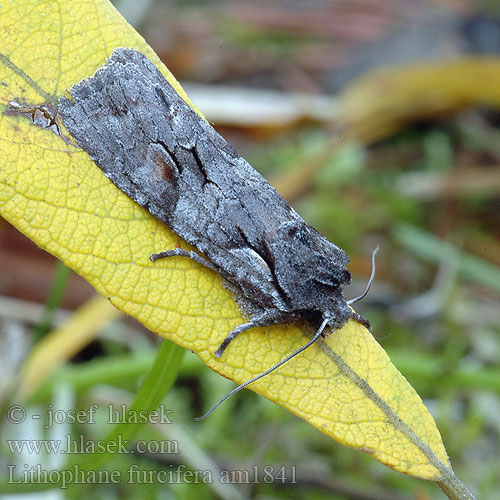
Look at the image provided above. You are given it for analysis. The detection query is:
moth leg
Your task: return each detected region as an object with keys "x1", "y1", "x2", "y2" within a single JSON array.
[
  {"x1": 350, "y1": 311, "x2": 371, "y2": 331},
  {"x1": 215, "y1": 310, "x2": 290, "y2": 358},
  {"x1": 150, "y1": 248, "x2": 217, "y2": 271}
]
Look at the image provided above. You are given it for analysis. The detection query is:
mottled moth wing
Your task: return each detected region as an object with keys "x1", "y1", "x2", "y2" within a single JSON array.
[{"x1": 58, "y1": 48, "x2": 352, "y2": 327}]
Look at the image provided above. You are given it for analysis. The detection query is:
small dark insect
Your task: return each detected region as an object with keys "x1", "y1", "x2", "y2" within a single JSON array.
[
  {"x1": 58, "y1": 48, "x2": 376, "y2": 419},
  {"x1": 5, "y1": 100, "x2": 75, "y2": 145}
]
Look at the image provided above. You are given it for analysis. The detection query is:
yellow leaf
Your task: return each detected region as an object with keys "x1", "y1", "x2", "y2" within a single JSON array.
[
  {"x1": 0, "y1": 0, "x2": 454, "y2": 484},
  {"x1": 340, "y1": 58, "x2": 500, "y2": 144}
]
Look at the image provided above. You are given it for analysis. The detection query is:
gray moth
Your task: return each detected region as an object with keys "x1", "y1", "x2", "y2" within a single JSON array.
[{"x1": 58, "y1": 48, "x2": 372, "y2": 417}]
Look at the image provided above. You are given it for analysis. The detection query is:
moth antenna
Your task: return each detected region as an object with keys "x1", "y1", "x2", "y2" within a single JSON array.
[
  {"x1": 347, "y1": 245, "x2": 379, "y2": 305},
  {"x1": 195, "y1": 317, "x2": 330, "y2": 421}
]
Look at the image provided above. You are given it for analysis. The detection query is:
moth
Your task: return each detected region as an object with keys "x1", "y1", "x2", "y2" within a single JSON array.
[{"x1": 58, "y1": 48, "x2": 375, "y2": 418}]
